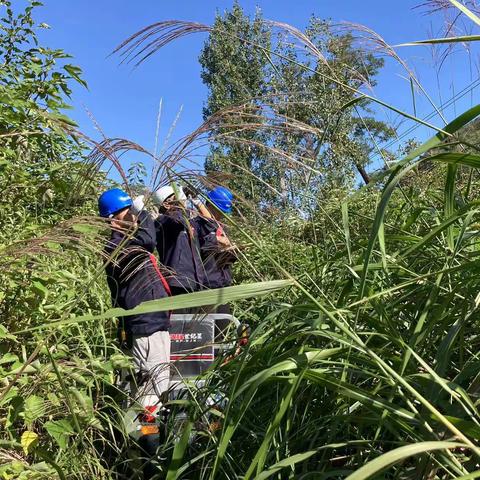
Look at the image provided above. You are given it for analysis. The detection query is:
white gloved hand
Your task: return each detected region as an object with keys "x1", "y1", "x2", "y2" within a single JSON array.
[
  {"x1": 130, "y1": 195, "x2": 145, "y2": 215},
  {"x1": 191, "y1": 197, "x2": 202, "y2": 207},
  {"x1": 178, "y1": 186, "x2": 187, "y2": 202}
]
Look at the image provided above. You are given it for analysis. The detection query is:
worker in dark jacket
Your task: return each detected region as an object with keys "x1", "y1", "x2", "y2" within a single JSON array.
[
  {"x1": 191, "y1": 186, "x2": 249, "y2": 350},
  {"x1": 152, "y1": 184, "x2": 208, "y2": 296},
  {"x1": 192, "y1": 186, "x2": 238, "y2": 313},
  {"x1": 99, "y1": 188, "x2": 171, "y2": 410}
]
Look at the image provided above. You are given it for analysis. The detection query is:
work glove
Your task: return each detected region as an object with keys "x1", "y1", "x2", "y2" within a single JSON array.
[
  {"x1": 178, "y1": 186, "x2": 187, "y2": 202},
  {"x1": 130, "y1": 195, "x2": 145, "y2": 215},
  {"x1": 183, "y1": 185, "x2": 198, "y2": 198},
  {"x1": 184, "y1": 185, "x2": 203, "y2": 207}
]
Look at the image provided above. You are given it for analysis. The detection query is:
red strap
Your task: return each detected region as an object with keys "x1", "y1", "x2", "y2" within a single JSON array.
[
  {"x1": 215, "y1": 220, "x2": 225, "y2": 237},
  {"x1": 149, "y1": 253, "x2": 171, "y2": 296},
  {"x1": 140, "y1": 405, "x2": 157, "y2": 423}
]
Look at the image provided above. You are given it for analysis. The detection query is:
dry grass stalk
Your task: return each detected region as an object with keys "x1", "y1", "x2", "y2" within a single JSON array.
[{"x1": 113, "y1": 21, "x2": 211, "y2": 66}]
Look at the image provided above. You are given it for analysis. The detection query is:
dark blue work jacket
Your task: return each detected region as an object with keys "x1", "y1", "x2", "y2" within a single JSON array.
[
  {"x1": 155, "y1": 210, "x2": 205, "y2": 292},
  {"x1": 104, "y1": 212, "x2": 171, "y2": 336},
  {"x1": 193, "y1": 216, "x2": 236, "y2": 289}
]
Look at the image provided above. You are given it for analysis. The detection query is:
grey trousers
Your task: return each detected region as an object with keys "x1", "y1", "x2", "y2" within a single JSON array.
[{"x1": 131, "y1": 330, "x2": 171, "y2": 408}]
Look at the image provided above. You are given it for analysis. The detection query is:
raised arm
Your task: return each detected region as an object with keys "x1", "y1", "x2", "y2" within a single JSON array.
[
  {"x1": 192, "y1": 197, "x2": 213, "y2": 219},
  {"x1": 107, "y1": 211, "x2": 156, "y2": 254}
]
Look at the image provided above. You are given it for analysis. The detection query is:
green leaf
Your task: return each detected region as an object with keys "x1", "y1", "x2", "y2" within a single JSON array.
[
  {"x1": 344, "y1": 441, "x2": 465, "y2": 480},
  {"x1": 0, "y1": 353, "x2": 18, "y2": 366},
  {"x1": 445, "y1": 163, "x2": 457, "y2": 250},
  {"x1": 63, "y1": 64, "x2": 87, "y2": 89},
  {"x1": 233, "y1": 349, "x2": 345, "y2": 399},
  {"x1": 0, "y1": 324, "x2": 17, "y2": 342},
  {"x1": 400, "y1": 210, "x2": 466, "y2": 258},
  {"x1": 304, "y1": 370, "x2": 415, "y2": 421},
  {"x1": 71, "y1": 224, "x2": 98, "y2": 235},
  {"x1": 24, "y1": 395, "x2": 45, "y2": 426},
  {"x1": 397, "y1": 35, "x2": 480, "y2": 47},
  {"x1": 434, "y1": 415, "x2": 480, "y2": 439},
  {"x1": 69, "y1": 387, "x2": 93, "y2": 413},
  {"x1": 166, "y1": 419, "x2": 193, "y2": 480},
  {"x1": 20, "y1": 430, "x2": 38, "y2": 455},
  {"x1": 17, "y1": 280, "x2": 294, "y2": 334},
  {"x1": 245, "y1": 375, "x2": 302, "y2": 479},
  {"x1": 341, "y1": 201, "x2": 352, "y2": 264},
  {"x1": 255, "y1": 450, "x2": 318, "y2": 480},
  {"x1": 5, "y1": 395, "x2": 23, "y2": 427},
  {"x1": 453, "y1": 471, "x2": 480, "y2": 480},
  {"x1": 32, "y1": 280, "x2": 48, "y2": 298},
  {"x1": 47, "y1": 392, "x2": 61, "y2": 407},
  {"x1": 44, "y1": 419, "x2": 74, "y2": 449},
  {"x1": 426, "y1": 152, "x2": 480, "y2": 169}
]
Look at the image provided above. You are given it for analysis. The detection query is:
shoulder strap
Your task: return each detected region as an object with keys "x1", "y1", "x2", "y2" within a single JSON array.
[{"x1": 149, "y1": 253, "x2": 172, "y2": 297}]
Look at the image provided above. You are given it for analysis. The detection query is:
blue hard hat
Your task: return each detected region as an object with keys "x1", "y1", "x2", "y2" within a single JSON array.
[
  {"x1": 207, "y1": 186, "x2": 234, "y2": 214},
  {"x1": 98, "y1": 188, "x2": 132, "y2": 217}
]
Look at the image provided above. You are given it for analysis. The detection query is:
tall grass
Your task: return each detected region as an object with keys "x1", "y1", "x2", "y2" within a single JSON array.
[
  {"x1": 4, "y1": 1, "x2": 480, "y2": 479},
  {"x1": 109, "y1": 2, "x2": 480, "y2": 478}
]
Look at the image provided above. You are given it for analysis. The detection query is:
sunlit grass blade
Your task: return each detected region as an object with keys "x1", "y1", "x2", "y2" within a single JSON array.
[
  {"x1": 448, "y1": 0, "x2": 480, "y2": 27},
  {"x1": 400, "y1": 210, "x2": 466, "y2": 258},
  {"x1": 15, "y1": 280, "x2": 294, "y2": 333},
  {"x1": 166, "y1": 419, "x2": 193, "y2": 480},
  {"x1": 358, "y1": 105, "x2": 480, "y2": 300},
  {"x1": 342, "y1": 201, "x2": 352, "y2": 264},
  {"x1": 344, "y1": 441, "x2": 467, "y2": 480},
  {"x1": 445, "y1": 163, "x2": 457, "y2": 250},
  {"x1": 244, "y1": 374, "x2": 302, "y2": 479},
  {"x1": 254, "y1": 450, "x2": 318, "y2": 480},
  {"x1": 454, "y1": 471, "x2": 480, "y2": 480},
  {"x1": 397, "y1": 35, "x2": 480, "y2": 46}
]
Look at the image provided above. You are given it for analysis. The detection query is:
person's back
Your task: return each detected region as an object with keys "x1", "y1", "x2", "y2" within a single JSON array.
[
  {"x1": 105, "y1": 211, "x2": 171, "y2": 337},
  {"x1": 99, "y1": 188, "x2": 171, "y2": 412},
  {"x1": 153, "y1": 185, "x2": 206, "y2": 295},
  {"x1": 193, "y1": 215, "x2": 236, "y2": 289},
  {"x1": 195, "y1": 186, "x2": 237, "y2": 289},
  {"x1": 191, "y1": 186, "x2": 238, "y2": 317}
]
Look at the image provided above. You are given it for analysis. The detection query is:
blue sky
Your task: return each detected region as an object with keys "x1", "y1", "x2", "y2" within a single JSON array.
[{"x1": 33, "y1": 1, "x2": 480, "y2": 183}]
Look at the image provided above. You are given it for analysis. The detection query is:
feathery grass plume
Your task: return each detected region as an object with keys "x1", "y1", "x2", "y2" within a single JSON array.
[
  {"x1": 265, "y1": 20, "x2": 331, "y2": 69},
  {"x1": 0, "y1": 217, "x2": 106, "y2": 265},
  {"x1": 337, "y1": 21, "x2": 450, "y2": 128},
  {"x1": 82, "y1": 137, "x2": 150, "y2": 192},
  {"x1": 414, "y1": 1, "x2": 479, "y2": 72},
  {"x1": 144, "y1": 97, "x2": 331, "y2": 215},
  {"x1": 113, "y1": 20, "x2": 212, "y2": 66},
  {"x1": 398, "y1": 1, "x2": 480, "y2": 47},
  {"x1": 116, "y1": 16, "x2": 459, "y2": 147},
  {"x1": 417, "y1": 0, "x2": 480, "y2": 16},
  {"x1": 335, "y1": 22, "x2": 415, "y2": 82}
]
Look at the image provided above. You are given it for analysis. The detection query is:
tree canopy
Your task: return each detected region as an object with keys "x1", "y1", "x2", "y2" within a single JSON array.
[{"x1": 199, "y1": 3, "x2": 395, "y2": 214}]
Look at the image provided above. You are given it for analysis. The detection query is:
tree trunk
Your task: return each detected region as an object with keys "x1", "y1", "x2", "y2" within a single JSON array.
[{"x1": 355, "y1": 162, "x2": 370, "y2": 184}]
